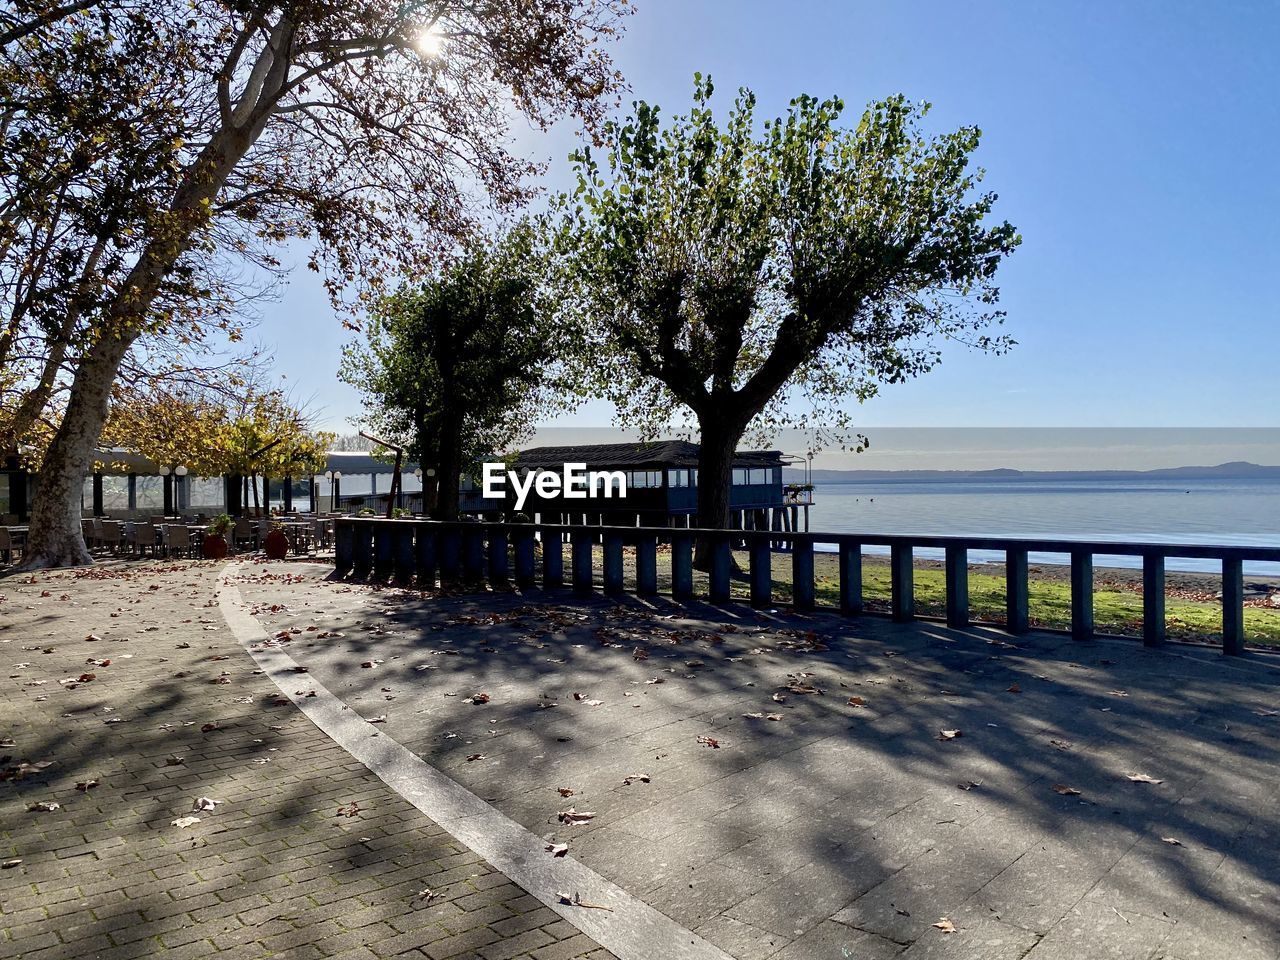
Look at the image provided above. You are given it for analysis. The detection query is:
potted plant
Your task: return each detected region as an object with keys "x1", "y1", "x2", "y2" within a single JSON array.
[
  {"x1": 391, "y1": 506, "x2": 412, "y2": 519},
  {"x1": 263, "y1": 520, "x2": 290, "y2": 560},
  {"x1": 204, "y1": 514, "x2": 232, "y2": 560}
]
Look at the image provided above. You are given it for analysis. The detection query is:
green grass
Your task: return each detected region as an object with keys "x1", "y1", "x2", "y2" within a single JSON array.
[{"x1": 807, "y1": 562, "x2": 1280, "y2": 647}]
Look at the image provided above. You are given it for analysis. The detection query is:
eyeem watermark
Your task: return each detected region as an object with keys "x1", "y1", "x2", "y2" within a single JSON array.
[{"x1": 482, "y1": 462, "x2": 627, "y2": 511}]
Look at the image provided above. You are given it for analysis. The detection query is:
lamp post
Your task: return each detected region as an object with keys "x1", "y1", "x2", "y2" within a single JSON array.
[
  {"x1": 324, "y1": 471, "x2": 342, "y2": 513},
  {"x1": 175, "y1": 465, "x2": 188, "y2": 513},
  {"x1": 159, "y1": 465, "x2": 172, "y2": 515}
]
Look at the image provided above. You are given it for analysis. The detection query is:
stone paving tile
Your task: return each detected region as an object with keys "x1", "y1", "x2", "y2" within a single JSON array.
[
  {"x1": 0, "y1": 560, "x2": 615, "y2": 960},
  {"x1": 222, "y1": 562, "x2": 1280, "y2": 957}
]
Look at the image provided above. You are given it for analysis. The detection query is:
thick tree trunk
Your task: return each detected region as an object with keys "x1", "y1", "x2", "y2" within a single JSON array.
[
  {"x1": 692, "y1": 416, "x2": 746, "y2": 570},
  {"x1": 433, "y1": 431, "x2": 462, "y2": 521},
  {"x1": 17, "y1": 335, "x2": 132, "y2": 568}
]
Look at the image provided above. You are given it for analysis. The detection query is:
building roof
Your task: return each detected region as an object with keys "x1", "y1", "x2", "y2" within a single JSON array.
[{"x1": 514, "y1": 441, "x2": 785, "y2": 470}]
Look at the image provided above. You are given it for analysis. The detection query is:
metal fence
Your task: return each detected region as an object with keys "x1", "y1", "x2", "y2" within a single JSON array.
[{"x1": 332, "y1": 518, "x2": 1280, "y2": 656}]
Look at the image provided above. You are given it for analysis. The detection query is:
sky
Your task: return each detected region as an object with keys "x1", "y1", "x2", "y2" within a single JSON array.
[{"x1": 252, "y1": 1, "x2": 1280, "y2": 465}]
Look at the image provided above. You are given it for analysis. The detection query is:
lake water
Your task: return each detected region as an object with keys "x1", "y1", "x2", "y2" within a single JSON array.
[{"x1": 806, "y1": 477, "x2": 1280, "y2": 576}]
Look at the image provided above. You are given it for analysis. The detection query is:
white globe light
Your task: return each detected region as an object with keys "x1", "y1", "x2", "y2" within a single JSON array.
[{"x1": 175, "y1": 465, "x2": 188, "y2": 477}]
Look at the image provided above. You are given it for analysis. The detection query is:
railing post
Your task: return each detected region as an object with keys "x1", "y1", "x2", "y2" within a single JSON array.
[
  {"x1": 603, "y1": 532, "x2": 624, "y2": 595},
  {"x1": 1222, "y1": 557, "x2": 1244, "y2": 656},
  {"x1": 572, "y1": 530, "x2": 593, "y2": 594},
  {"x1": 393, "y1": 523, "x2": 415, "y2": 584},
  {"x1": 373, "y1": 522, "x2": 394, "y2": 580},
  {"x1": 1070, "y1": 549, "x2": 1094, "y2": 639},
  {"x1": 415, "y1": 525, "x2": 437, "y2": 588},
  {"x1": 1142, "y1": 551, "x2": 1165, "y2": 646},
  {"x1": 945, "y1": 544, "x2": 970, "y2": 628},
  {"x1": 839, "y1": 541, "x2": 863, "y2": 614},
  {"x1": 1005, "y1": 547, "x2": 1029, "y2": 634},
  {"x1": 352, "y1": 521, "x2": 373, "y2": 579},
  {"x1": 542, "y1": 530, "x2": 563, "y2": 588},
  {"x1": 334, "y1": 519, "x2": 354, "y2": 576},
  {"x1": 710, "y1": 535, "x2": 732, "y2": 604},
  {"x1": 513, "y1": 529, "x2": 536, "y2": 587},
  {"x1": 792, "y1": 540, "x2": 815, "y2": 611},
  {"x1": 439, "y1": 527, "x2": 461, "y2": 582},
  {"x1": 636, "y1": 536, "x2": 658, "y2": 596},
  {"x1": 488, "y1": 529, "x2": 510, "y2": 584},
  {"x1": 890, "y1": 543, "x2": 914, "y2": 622},
  {"x1": 462, "y1": 527, "x2": 485, "y2": 582},
  {"x1": 749, "y1": 536, "x2": 771, "y2": 608},
  {"x1": 671, "y1": 532, "x2": 693, "y2": 600}
]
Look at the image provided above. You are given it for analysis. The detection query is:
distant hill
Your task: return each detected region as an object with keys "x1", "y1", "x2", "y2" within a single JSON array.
[{"x1": 782, "y1": 461, "x2": 1280, "y2": 483}]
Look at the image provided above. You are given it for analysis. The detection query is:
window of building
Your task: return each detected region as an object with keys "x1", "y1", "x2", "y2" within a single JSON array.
[
  {"x1": 749, "y1": 468, "x2": 770, "y2": 485},
  {"x1": 732, "y1": 469, "x2": 748, "y2": 485},
  {"x1": 627, "y1": 470, "x2": 661, "y2": 489},
  {"x1": 667, "y1": 468, "x2": 689, "y2": 488}
]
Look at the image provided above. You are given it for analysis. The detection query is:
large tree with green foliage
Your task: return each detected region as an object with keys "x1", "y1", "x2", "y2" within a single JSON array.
[
  {"x1": 559, "y1": 77, "x2": 1020, "y2": 557},
  {"x1": 341, "y1": 225, "x2": 570, "y2": 519},
  {"x1": 3, "y1": 0, "x2": 628, "y2": 567}
]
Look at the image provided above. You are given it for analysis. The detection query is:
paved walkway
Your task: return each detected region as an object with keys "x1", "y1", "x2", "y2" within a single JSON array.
[
  {"x1": 4, "y1": 558, "x2": 1280, "y2": 959},
  {"x1": 1, "y1": 560, "x2": 615, "y2": 960}
]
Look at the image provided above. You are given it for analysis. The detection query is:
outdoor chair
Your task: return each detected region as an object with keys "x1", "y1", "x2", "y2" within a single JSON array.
[
  {"x1": 90, "y1": 517, "x2": 105, "y2": 552},
  {"x1": 99, "y1": 520, "x2": 123, "y2": 555},
  {"x1": 166, "y1": 525, "x2": 195, "y2": 559},
  {"x1": 133, "y1": 523, "x2": 158, "y2": 558},
  {"x1": 0, "y1": 527, "x2": 20, "y2": 565},
  {"x1": 311, "y1": 518, "x2": 331, "y2": 551},
  {"x1": 232, "y1": 517, "x2": 255, "y2": 551}
]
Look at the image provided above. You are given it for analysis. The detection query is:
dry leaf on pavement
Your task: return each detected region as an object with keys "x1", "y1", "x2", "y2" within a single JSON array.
[
  {"x1": 933, "y1": 918, "x2": 957, "y2": 934},
  {"x1": 1052, "y1": 784, "x2": 1082, "y2": 796}
]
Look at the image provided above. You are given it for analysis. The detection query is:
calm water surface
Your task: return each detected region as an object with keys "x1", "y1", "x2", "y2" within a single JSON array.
[{"x1": 807, "y1": 478, "x2": 1280, "y2": 575}]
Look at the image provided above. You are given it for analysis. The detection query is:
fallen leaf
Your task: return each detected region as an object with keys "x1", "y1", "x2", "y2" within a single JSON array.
[
  {"x1": 75, "y1": 779, "x2": 100, "y2": 792},
  {"x1": 557, "y1": 787, "x2": 576, "y2": 797},
  {"x1": 1161, "y1": 836, "x2": 1182, "y2": 845},
  {"x1": 192, "y1": 797, "x2": 219, "y2": 812},
  {"x1": 1126, "y1": 773, "x2": 1164, "y2": 784},
  {"x1": 622, "y1": 774, "x2": 650, "y2": 786},
  {"x1": 1052, "y1": 784, "x2": 1082, "y2": 796},
  {"x1": 743, "y1": 712, "x2": 765, "y2": 719},
  {"x1": 766, "y1": 713, "x2": 783, "y2": 721},
  {"x1": 170, "y1": 815, "x2": 201, "y2": 828},
  {"x1": 546, "y1": 843, "x2": 568, "y2": 858},
  {"x1": 771, "y1": 692, "x2": 787, "y2": 703},
  {"x1": 27, "y1": 801, "x2": 60, "y2": 812},
  {"x1": 465, "y1": 693, "x2": 490, "y2": 705},
  {"x1": 1006, "y1": 683, "x2": 1021, "y2": 693},
  {"x1": 465, "y1": 754, "x2": 485, "y2": 762},
  {"x1": 933, "y1": 918, "x2": 957, "y2": 934},
  {"x1": 696, "y1": 736, "x2": 720, "y2": 749},
  {"x1": 1, "y1": 859, "x2": 22, "y2": 869},
  {"x1": 200, "y1": 723, "x2": 219, "y2": 733},
  {"x1": 558, "y1": 808, "x2": 597, "y2": 825},
  {"x1": 632, "y1": 646, "x2": 648, "y2": 660},
  {"x1": 336, "y1": 803, "x2": 360, "y2": 818},
  {"x1": 938, "y1": 729, "x2": 962, "y2": 740},
  {"x1": 367, "y1": 714, "x2": 387, "y2": 724},
  {"x1": 847, "y1": 696, "x2": 866, "y2": 707}
]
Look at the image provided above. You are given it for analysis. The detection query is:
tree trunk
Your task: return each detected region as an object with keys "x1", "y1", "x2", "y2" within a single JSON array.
[
  {"x1": 17, "y1": 334, "x2": 131, "y2": 568},
  {"x1": 433, "y1": 429, "x2": 462, "y2": 521},
  {"x1": 692, "y1": 416, "x2": 745, "y2": 570}
]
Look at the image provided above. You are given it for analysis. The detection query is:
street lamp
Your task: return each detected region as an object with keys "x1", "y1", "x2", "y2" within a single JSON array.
[{"x1": 324, "y1": 470, "x2": 342, "y2": 512}]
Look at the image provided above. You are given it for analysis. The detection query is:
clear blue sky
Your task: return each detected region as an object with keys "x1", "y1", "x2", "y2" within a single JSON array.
[{"x1": 256, "y1": 0, "x2": 1280, "y2": 437}]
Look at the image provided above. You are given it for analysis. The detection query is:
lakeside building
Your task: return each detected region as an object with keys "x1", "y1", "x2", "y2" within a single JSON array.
[{"x1": 3, "y1": 443, "x2": 812, "y2": 533}]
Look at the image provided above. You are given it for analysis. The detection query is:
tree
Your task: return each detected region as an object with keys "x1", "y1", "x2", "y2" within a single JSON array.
[
  {"x1": 102, "y1": 384, "x2": 332, "y2": 514},
  {"x1": 6, "y1": 0, "x2": 629, "y2": 567},
  {"x1": 341, "y1": 224, "x2": 571, "y2": 519},
  {"x1": 559, "y1": 77, "x2": 1020, "y2": 558}
]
